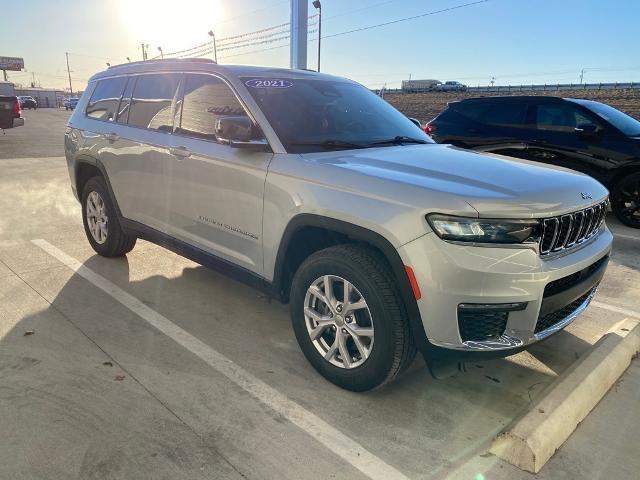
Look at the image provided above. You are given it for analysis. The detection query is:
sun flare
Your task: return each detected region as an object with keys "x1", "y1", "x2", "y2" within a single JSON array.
[{"x1": 118, "y1": 0, "x2": 218, "y2": 53}]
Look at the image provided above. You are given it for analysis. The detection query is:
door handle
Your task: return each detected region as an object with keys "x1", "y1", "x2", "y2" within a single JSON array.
[
  {"x1": 103, "y1": 132, "x2": 119, "y2": 142},
  {"x1": 169, "y1": 146, "x2": 191, "y2": 158}
]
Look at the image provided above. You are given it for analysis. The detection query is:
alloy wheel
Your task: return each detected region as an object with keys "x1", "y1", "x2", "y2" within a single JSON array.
[
  {"x1": 614, "y1": 176, "x2": 640, "y2": 226},
  {"x1": 86, "y1": 191, "x2": 108, "y2": 244},
  {"x1": 303, "y1": 275, "x2": 374, "y2": 369}
]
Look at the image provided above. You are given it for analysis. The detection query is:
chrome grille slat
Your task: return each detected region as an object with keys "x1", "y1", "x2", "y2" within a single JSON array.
[{"x1": 539, "y1": 200, "x2": 607, "y2": 256}]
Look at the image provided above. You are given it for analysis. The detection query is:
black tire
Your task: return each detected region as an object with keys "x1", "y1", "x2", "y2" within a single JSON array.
[
  {"x1": 611, "y1": 172, "x2": 640, "y2": 228},
  {"x1": 81, "y1": 176, "x2": 136, "y2": 257},
  {"x1": 290, "y1": 244, "x2": 416, "y2": 392}
]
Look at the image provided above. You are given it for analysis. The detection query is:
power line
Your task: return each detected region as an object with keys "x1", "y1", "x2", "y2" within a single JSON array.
[
  {"x1": 220, "y1": 0, "x2": 489, "y2": 60},
  {"x1": 322, "y1": 0, "x2": 490, "y2": 40}
]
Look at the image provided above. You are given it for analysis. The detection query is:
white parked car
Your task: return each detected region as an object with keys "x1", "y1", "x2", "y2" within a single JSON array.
[{"x1": 65, "y1": 60, "x2": 611, "y2": 391}]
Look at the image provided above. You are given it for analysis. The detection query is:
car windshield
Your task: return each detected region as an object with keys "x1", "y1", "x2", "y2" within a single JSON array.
[
  {"x1": 578, "y1": 100, "x2": 640, "y2": 137},
  {"x1": 241, "y1": 77, "x2": 433, "y2": 153}
]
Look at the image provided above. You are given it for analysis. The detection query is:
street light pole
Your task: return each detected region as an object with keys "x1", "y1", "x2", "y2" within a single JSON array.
[
  {"x1": 208, "y1": 31, "x2": 218, "y2": 63},
  {"x1": 65, "y1": 52, "x2": 73, "y2": 97},
  {"x1": 312, "y1": 1, "x2": 322, "y2": 72},
  {"x1": 158, "y1": 46, "x2": 164, "y2": 59}
]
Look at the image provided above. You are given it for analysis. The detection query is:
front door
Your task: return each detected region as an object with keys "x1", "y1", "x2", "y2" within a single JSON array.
[
  {"x1": 524, "y1": 102, "x2": 613, "y2": 182},
  {"x1": 167, "y1": 73, "x2": 273, "y2": 276}
]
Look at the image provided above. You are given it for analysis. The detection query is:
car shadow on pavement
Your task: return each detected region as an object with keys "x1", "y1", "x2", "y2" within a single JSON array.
[{"x1": 0, "y1": 251, "x2": 595, "y2": 479}]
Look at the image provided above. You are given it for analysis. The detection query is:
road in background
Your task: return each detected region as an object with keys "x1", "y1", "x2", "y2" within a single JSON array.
[{"x1": 0, "y1": 108, "x2": 70, "y2": 159}]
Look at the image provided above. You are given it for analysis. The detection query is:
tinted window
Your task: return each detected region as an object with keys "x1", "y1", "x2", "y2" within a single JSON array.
[
  {"x1": 535, "y1": 103, "x2": 596, "y2": 132},
  {"x1": 128, "y1": 73, "x2": 180, "y2": 131},
  {"x1": 177, "y1": 74, "x2": 248, "y2": 140},
  {"x1": 241, "y1": 77, "x2": 431, "y2": 153},
  {"x1": 456, "y1": 102, "x2": 527, "y2": 128},
  {"x1": 116, "y1": 76, "x2": 136, "y2": 124},
  {"x1": 579, "y1": 100, "x2": 640, "y2": 137},
  {"x1": 86, "y1": 77, "x2": 127, "y2": 121}
]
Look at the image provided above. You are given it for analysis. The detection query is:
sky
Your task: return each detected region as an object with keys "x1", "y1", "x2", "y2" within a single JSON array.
[{"x1": 2, "y1": 0, "x2": 639, "y2": 92}]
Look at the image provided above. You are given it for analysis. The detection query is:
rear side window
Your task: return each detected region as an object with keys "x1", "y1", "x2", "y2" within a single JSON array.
[
  {"x1": 86, "y1": 77, "x2": 127, "y2": 121},
  {"x1": 456, "y1": 102, "x2": 528, "y2": 128},
  {"x1": 176, "y1": 74, "x2": 248, "y2": 140},
  {"x1": 128, "y1": 73, "x2": 180, "y2": 131}
]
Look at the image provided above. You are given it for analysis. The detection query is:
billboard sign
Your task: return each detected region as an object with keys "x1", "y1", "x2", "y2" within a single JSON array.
[{"x1": 0, "y1": 56, "x2": 24, "y2": 71}]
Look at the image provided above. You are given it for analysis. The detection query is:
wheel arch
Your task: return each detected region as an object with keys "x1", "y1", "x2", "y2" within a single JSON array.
[
  {"x1": 74, "y1": 156, "x2": 123, "y2": 218},
  {"x1": 273, "y1": 214, "x2": 429, "y2": 352},
  {"x1": 608, "y1": 160, "x2": 640, "y2": 188}
]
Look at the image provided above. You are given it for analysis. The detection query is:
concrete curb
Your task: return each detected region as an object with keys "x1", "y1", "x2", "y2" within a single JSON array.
[{"x1": 490, "y1": 318, "x2": 640, "y2": 473}]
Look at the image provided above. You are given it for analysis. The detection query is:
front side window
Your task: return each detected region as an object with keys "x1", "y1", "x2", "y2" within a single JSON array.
[
  {"x1": 176, "y1": 74, "x2": 249, "y2": 141},
  {"x1": 580, "y1": 100, "x2": 640, "y2": 137},
  {"x1": 86, "y1": 77, "x2": 127, "y2": 121},
  {"x1": 128, "y1": 73, "x2": 180, "y2": 131},
  {"x1": 241, "y1": 77, "x2": 431, "y2": 153},
  {"x1": 535, "y1": 103, "x2": 597, "y2": 133}
]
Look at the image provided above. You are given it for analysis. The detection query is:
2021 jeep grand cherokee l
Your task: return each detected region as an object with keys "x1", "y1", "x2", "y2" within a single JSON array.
[{"x1": 65, "y1": 59, "x2": 612, "y2": 391}]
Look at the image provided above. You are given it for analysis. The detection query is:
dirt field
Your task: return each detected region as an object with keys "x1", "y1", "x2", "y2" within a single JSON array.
[{"x1": 385, "y1": 88, "x2": 640, "y2": 124}]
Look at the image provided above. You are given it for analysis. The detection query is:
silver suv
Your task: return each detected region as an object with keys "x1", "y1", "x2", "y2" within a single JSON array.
[{"x1": 65, "y1": 59, "x2": 612, "y2": 391}]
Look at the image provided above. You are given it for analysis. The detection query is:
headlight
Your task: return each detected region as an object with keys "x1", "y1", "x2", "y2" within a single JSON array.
[{"x1": 426, "y1": 214, "x2": 542, "y2": 244}]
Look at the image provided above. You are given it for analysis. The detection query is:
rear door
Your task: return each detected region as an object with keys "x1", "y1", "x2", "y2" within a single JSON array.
[
  {"x1": 167, "y1": 73, "x2": 273, "y2": 275},
  {"x1": 93, "y1": 73, "x2": 181, "y2": 232},
  {"x1": 449, "y1": 101, "x2": 530, "y2": 156}
]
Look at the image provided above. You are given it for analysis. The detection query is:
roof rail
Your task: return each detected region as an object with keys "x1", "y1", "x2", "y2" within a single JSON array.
[{"x1": 108, "y1": 58, "x2": 216, "y2": 69}]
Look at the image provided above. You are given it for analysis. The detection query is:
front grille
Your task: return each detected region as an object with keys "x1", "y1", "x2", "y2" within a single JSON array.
[
  {"x1": 539, "y1": 201, "x2": 608, "y2": 255},
  {"x1": 543, "y1": 255, "x2": 609, "y2": 297},
  {"x1": 458, "y1": 311, "x2": 508, "y2": 342},
  {"x1": 534, "y1": 287, "x2": 595, "y2": 334}
]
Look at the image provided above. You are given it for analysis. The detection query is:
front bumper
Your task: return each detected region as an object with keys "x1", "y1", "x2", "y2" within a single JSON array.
[{"x1": 398, "y1": 226, "x2": 613, "y2": 354}]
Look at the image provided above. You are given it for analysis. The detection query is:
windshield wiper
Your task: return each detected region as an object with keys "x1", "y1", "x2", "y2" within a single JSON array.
[
  {"x1": 368, "y1": 136, "x2": 429, "y2": 146},
  {"x1": 289, "y1": 140, "x2": 368, "y2": 150}
]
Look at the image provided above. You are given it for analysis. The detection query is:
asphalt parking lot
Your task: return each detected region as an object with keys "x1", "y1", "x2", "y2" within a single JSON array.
[{"x1": 1, "y1": 109, "x2": 639, "y2": 480}]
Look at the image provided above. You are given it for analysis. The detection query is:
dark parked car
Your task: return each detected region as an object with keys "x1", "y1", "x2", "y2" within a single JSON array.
[
  {"x1": 18, "y1": 95, "x2": 37, "y2": 109},
  {"x1": 0, "y1": 95, "x2": 24, "y2": 129},
  {"x1": 426, "y1": 96, "x2": 640, "y2": 227}
]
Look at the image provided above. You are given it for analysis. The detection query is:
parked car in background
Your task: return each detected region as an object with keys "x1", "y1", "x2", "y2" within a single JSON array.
[
  {"x1": 18, "y1": 95, "x2": 37, "y2": 109},
  {"x1": 64, "y1": 97, "x2": 79, "y2": 110},
  {"x1": 425, "y1": 96, "x2": 640, "y2": 227},
  {"x1": 435, "y1": 81, "x2": 467, "y2": 91},
  {"x1": 0, "y1": 95, "x2": 24, "y2": 129}
]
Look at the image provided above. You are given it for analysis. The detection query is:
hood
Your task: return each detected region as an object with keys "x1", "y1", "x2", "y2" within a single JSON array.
[{"x1": 304, "y1": 144, "x2": 609, "y2": 218}]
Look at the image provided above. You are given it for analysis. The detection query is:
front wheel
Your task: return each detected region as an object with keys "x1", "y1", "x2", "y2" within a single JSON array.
[
  {"x1": 290, "y1": 244, "x2": 416, "y2": 392},
  {"x1": 611, "y1": 172, "x2": 640, "y2": 228}
]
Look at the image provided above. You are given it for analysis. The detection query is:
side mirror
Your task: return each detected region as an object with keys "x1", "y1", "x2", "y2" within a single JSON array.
[
  {"x1": 215, "y1": 116, "x2": 269, "y2": 150},
  {"x1": 408, "y1": 117, "x2": 422, "y2": 129},
  {"x1": 575, "y1": 123, "x2": 601, "y2": 140}
]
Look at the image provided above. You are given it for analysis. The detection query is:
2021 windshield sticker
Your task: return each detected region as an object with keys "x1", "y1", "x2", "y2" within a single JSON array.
[{"x1": 245, "y1": 79, "x2": 293, "y2": 89}]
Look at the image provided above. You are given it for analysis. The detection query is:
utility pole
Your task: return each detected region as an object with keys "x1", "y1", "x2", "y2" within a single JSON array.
[
  {"x1": 290, "y1": 0, "x2": 308, "y2": 69},
  {"x1": 579, "y1": 68, "x2": 585, "y2": 84},
  {"x1": 65, "y1": 52, "x2": 73, "y2": 97},
  {"x1": 208, "y1": 31, "x2": 218, "y2": 62},
  {"x1": 312, "y1": 1, "x2": 322, "y2": 71},
  {"x1": 141, "y1": 43, "x2": 149, "y2": 61},
  {"x1": 31, "y1": 72, "x2": 36, "y2": 88}
]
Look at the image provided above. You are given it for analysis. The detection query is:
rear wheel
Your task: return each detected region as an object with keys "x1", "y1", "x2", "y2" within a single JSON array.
[
  {"x1": 611, "y1": 172, "x2": 640, "y2": 228},
  {"x1": 290, "y1": 244, "x2": 416, "y2": 392},
  {"x1": 81, "y1": 176, "x2": 136, "y2": 257}
]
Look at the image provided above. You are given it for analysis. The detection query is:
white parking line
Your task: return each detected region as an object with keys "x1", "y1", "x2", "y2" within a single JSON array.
[
  {"x1": 31, "y1": 239, "x2": 410, "y2": 480},
  {"x1": 592, "y1": 300, "x2": 640, "y2": 319},
  {"x1": 612, "y1": 232, "x2": 640, "y2": 242}
]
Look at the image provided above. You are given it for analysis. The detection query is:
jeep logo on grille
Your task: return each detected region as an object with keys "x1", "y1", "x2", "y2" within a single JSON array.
[{"x1": 580, "y1": 192, "x2": 593, "y2": 200}]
